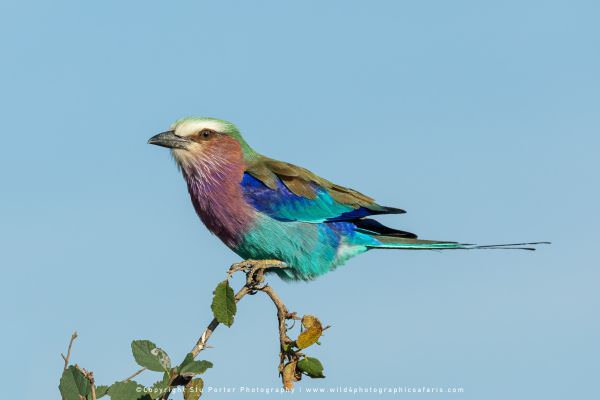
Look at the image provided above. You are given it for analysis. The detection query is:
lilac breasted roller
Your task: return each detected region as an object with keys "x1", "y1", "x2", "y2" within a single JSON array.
[{"x1": 148, "y1": 117, "x2": 546, "y2": 281}]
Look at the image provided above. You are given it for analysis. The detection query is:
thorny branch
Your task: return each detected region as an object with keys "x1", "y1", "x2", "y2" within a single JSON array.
[
  {"x1": 121, "y1": 367, "x2": 146, "y2": 382},
  {"x1": 61, "y1": 331, "x2": 98, "y2": 400},
  {"x1": 226, "y1": 260, "x2": 302, "y2": 390},
  {"x1": 62, "y1": 259, "x2": 314, "y2": 399},
  {"x1": 155, "y1": 259, "x2": 294, "y2": 399},
  {"x1": 61, "y1": 331, "x2": 78, "y2": 370},
  {"x1": 192, "y1": 259, "x2": 289, "y2": 356}
]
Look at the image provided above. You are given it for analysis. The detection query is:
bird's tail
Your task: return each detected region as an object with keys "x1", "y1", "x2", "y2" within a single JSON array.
[{"x1": 369, "y1": 237, "x2": 550, "y2": 251}]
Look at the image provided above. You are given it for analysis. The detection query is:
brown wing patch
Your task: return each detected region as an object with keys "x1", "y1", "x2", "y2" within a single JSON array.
[
  {"x1": 279, "y1": 175, "x2": 316, "y2": 199},
  {"x1": 245, "y1": 160, "x2": 279, "y2": 190},
  {"x1": 246, "y1": 156, "x2": 383, "y2": 210}
]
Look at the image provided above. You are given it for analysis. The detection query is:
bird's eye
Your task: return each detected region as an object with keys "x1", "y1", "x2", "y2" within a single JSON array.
[{"x1": 200, "y1": 129, "x2": 212, "y2": 138}]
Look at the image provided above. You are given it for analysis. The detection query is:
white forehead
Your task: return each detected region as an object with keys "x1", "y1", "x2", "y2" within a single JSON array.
[{"x1": 172, "y1": 120, "x2": 228, "y2": 137}]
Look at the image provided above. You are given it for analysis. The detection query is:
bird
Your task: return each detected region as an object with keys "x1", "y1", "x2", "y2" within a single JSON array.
[{"x1": 148, "y1": 117, "x2": 546, "y2": 281}]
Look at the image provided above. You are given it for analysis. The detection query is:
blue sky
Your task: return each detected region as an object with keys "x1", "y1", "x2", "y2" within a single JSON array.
[{"x1": 1, "y1": 1, "x2": 598, "y2": 399}]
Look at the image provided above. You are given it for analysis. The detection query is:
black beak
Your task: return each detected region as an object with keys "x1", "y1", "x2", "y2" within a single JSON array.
[{"x1": 147, "y1": 131, "x2": 191, "y2": 149}]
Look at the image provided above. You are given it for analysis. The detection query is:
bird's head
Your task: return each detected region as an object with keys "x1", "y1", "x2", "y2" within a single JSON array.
[{"x1": 148, "y1": 117, "x2": 256, "y2": 171}]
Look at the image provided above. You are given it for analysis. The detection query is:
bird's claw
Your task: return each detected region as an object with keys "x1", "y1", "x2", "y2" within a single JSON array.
[{"x1": 228, "y1": 259, "x2": 286, "y2": 283}]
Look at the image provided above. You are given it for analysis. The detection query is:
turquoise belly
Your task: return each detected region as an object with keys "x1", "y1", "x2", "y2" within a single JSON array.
[{"x1": 233, "y1": 214, "x2": 375, "y2": 281}]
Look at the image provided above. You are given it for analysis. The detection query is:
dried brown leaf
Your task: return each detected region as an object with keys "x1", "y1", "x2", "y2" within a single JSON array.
[{"x1": 296, "y1": 315, "x2": 323, "y2": 349}]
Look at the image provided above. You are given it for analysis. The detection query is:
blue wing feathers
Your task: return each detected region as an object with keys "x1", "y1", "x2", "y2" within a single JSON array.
[
  {"x1": 241, "y1": 173, "x2": 403, "y2": 223},
  {"x1": 241, "y1": 173, "x2": 352, "y2": 222}
]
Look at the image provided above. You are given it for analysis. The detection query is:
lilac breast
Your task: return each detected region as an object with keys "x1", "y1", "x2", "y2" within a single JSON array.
[{"x1": 182, "y1": 157, "x2": 256, "y2": 249}]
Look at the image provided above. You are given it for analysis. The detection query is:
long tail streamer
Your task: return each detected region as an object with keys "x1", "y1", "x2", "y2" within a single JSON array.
[{"x1": 370, "y1": 239, "x2": 550, "y2": 251}]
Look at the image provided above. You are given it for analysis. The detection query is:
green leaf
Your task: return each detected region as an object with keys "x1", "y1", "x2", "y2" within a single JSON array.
[
  {"x1": 181, "y1": 360, "x2": 213, "y2": 376},
  {"x1": 95, "y1": 385, "x2": 109, "y2": 398},
  {"x1": 148, "y1": 373, "x2": 171, "y2": 400},
  {"x1": 178, "y1": 353, "x2": 194, "y2": 370},
  {"x1": 59, "y1": 366, "x2": 91, "y2": 400},
  {"x1": 179, "y1": 353, "x2": 213, "y2": 376},
  {"x1": 297, "y1": 357, "x2": 325, "y2": 378},
  {"x1": 107, "y1": 381, "x2": 151, "y2": 400},
  {"x1": 131, "y1": 340, "x2": 171, "y2": 372},
  {"x1": 183, "y1": 378, "x2": 204, "y2": 400},
  {"x1": 211, "y1": 280, "x2": 236, "y2": 327}
]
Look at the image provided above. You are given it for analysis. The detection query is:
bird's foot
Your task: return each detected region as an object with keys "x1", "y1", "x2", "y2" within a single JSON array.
[
  {"x1": 227, "y1": 260, "x2": 253, "y2": 278},
  {"x1": 228, "y1": 259, "x2": 285, "y2": 279},
  {"x1": 227, "y1": 259, "x2": 287, "y2": 293}
]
